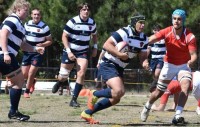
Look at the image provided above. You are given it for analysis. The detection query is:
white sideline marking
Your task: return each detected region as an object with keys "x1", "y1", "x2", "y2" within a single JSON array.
[{"x1": 0, "y1": 81, "x2": 75, "y2": 91}]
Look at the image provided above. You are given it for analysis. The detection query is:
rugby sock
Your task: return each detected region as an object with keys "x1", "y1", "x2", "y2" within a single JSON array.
[
  {"x1": 93, "y1": 88, "x2": 112, "y2": 98},
  {"x1": 145, "y1": 101, "x2": 152, "y2": 109},
  {"x1": 10, "y1": 88, "x2": 22, "y2": 113},
  {"x1": 73, "y1": 83, "x2": 82, "y2": 98},
  {"x1": 85, "y1": 98, "x2": 112, "y2": 115},
  {"x1": 175, "y1": 106, "x2": 183, "y2": 118}
]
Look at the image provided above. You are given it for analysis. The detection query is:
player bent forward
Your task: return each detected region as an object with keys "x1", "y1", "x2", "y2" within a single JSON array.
[{"x1": 81, "y1": 14, "x2": 149, "y2": 124}]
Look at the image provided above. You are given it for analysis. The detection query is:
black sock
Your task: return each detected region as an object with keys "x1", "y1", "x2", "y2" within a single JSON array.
[{"x1": 10, "y1": 88, "x2": 22, "y2": 113}]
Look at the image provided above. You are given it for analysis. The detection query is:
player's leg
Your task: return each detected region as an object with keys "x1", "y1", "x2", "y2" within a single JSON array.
[
  {"x1": 82, "y1": 62, "x2": 124, "y2": 124},
  {"x1": 2, "y1": 54, "x2": 30, "y2": 121},
  {"x1": 69, "y1": 58, "x2": 88, "y2": 107},
  {"x1": 52, "y1": 50, "x2": 74, "y2": 94},
  {"x1": 53, "y1": 63, "x2": 74, "y2": 93},
  {"x1": 172, "y1": 69, "x2": 191, "y2": 125},
  {"x1": 141, "y1": 62, "x2": 176, "y2": 122}
]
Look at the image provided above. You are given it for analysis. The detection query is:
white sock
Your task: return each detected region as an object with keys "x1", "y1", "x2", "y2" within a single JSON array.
[
  {"x1": 145, "y1": 101, "x2": 152, "y2": 109},
  {"x1": 175, "y1": 106, "x2": 183, "y2": 118}
]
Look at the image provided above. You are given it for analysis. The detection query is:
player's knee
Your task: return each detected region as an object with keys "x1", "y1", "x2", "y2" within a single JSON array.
[
  {"x1": 178, "y1": 70, "x2": 192, "y2": 82},
  {"x1": 58, "y1": 67, "x2": 70, "y2": 82},
  {"x1": 157, "y1": 82, "x2": 167, "y2": 92},
  {"x1": 112, "y1": 89, "x2": 125, "y2": 99},
  {"x1": 77, "y1": 71, "x2": 85, "y2": 78}
]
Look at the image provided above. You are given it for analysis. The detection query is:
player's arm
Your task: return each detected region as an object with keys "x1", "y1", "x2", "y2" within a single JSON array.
[
  {"x1": 91, "y1": 34, "x2": 98, "y2": 57},
  {"x1": 0, "y1": 28, "x2": 11, "y2": 64},
  {"x1": 97, "y1": 49, "x2": 106, "y2": 68},
  {"x1": 62, "y1": 31, "x2": 76, "y2": 61},
  {"x1": 103, "y1": 37, "x2": 128, "y2": 60},
  {"x1": 138, "y1": 51, "x2": 149, "y2": 70},
  {"x1": 37, "y1": 35, "x2": 53, "y2": 47},
  {"x1": 147, "y1": 45, "x2": 151, "y2": 58},
  {"x1": 188, "y1": 50, "x2": 197, "y2": 68},
  {"x1": 148, "y1": 35, "x2": 159, "y2": 44},
  {"x1": 21, "y1": 39, "x2": 44, "y2": 54}
]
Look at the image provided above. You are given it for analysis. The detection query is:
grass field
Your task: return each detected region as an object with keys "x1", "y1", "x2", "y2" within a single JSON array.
[{"x1": 0, "y1": 90, "x2": 199, "y2": 127}]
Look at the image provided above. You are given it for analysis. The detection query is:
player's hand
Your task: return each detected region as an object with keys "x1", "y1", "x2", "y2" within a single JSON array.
[
  {"x1": 4, "y1": 54, "x2": 11, "y2": 64},
  {"x1": 118, "y1": 52, "x2": 129, "y2": 60},
  {"x1": 68, "y1": 52, "x2": 76, "y2": 61},
  {"x1": 36, "y1": 43, "x2": 43, "y2": 47},
  {"x1": 187, "y1": 60, "x2": 194, "y2": 68},
  {"x1": 142, "y1": 60, "x2": 150, "y2": 70},
  {"x1": 35, "y1": 46, "x2": 45, "y2": 55}
]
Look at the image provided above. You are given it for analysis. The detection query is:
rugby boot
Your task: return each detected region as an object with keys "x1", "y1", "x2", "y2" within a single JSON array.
[
  {"x1": 81, "y1": 111, "x2": 99, "y2": 124},
  {"x1": 8, "y1": 111, "x2": 30, "y2": 121}
]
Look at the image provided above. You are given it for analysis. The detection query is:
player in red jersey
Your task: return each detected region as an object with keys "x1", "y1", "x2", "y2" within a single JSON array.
[
  {"x1": 152, "y1": 71, "x2": 200, "y2": 115},
  {"x1": 141, "y1": 9, "x2": 198, "y2": 125}
]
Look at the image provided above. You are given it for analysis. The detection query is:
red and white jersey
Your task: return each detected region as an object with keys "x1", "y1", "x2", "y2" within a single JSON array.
[{"x1": 155, "y1": 26, "x2": 197, "y2": 65}]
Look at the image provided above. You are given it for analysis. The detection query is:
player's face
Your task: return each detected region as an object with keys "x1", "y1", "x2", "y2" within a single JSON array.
[
  {"x1": 172, "y1": 15, "x2": 183, "y2": 29},
  {"x1": 17, "y1": 6, "x2": 29, "y2": 21},
  {"x1": 31, "y1": 10, "x2": 41, "y2": 24},
  {"x1": 135, "y1": 20, "x2": 145, "y2": 33},
  {"x1": 80, "y1": 5, "x2": 90, "y2": 20}
]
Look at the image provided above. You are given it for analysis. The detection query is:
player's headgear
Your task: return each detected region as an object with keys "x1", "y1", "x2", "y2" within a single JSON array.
[
  {"x1": 130, "y1": 13, "x2": 145, "y2": 27},
  {"x1": 172, "y1": 9, "x2": 186, "y2": 26}
]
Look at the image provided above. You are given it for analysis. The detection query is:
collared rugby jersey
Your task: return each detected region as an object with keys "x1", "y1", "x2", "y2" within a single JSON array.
[
  {"x1": 0, "y1": 13, "x2": 25, "y2": 56},
  {"x1": 63, "y1": 15, "x2": 97, "y2": 54},
  {"x1": 24, "y1": 20, "x2": 51, "y2": 46},
  {"x1": 103, "y1": 25, "x2": 148, "y2": 68}
]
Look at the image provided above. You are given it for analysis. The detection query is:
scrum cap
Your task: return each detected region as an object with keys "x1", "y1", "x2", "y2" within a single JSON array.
[
  {"x1": 172, "y1": 9, "x2": 186, "y2": 25},
  {"x1": 130, "y1": 14, "x2": 145, "y2": 27}
]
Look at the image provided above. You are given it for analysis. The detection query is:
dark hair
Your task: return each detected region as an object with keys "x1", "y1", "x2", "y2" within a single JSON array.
[
  {"x1": 152, "y1": 24, "x2": 161, "y2": 31},
  {"x1": 130, "y1": 13, "x2": 145, "y2": 27},
  {"x1": 31, "y1": 8, "x2": 42, "y2": 15},
  {"x1": 78, "y1": 3, "x2": 91, "y2": 12}
]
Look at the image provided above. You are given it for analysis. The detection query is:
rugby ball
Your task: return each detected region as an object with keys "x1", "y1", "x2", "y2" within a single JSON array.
[{"x1": 115, "y1": 41, "x2": 129, "y2": 53}]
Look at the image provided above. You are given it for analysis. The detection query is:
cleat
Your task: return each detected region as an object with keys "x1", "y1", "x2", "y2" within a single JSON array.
[
  {"x1": 69, "y1": 99, "x2": 80, "y2": 107},
  {"x1": 87, "y1": 90, "x2": 98, "y2": 110},
  {"x1": 52, "y1": 81, "x2": 62, "y2": 93},
  {"x1": 30, "y1": 78, "x2": 36, "y2": 94},
  {"x1": 172, "y1": 115, "x2": 185, "y2": 125},
  {"x1": 8, "y1": 111, "x2": 30, "y2": 121},
  {"x1": 24, "y1": 92, "x2": 30, "y2": 98},
  {"x1": 196, "y1": 107, "x2": 200, "y2": 115},
  {"x1": 141, "y1": 106, "x2": 150, "y2": 122},
  {"x1": 81, "y1": 111, "x2": 99, "y2": 124}
]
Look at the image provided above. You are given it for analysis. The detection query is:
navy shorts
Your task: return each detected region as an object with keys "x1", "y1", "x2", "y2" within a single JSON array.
[
  {"x1": 22, "y1": 52, "x2": 43, "y2": 67},
  {"x1": 150, "y1": 58, "x2": 164, "y2": 72},
  {"x1": 61, "y1": 51, "x2": 89, "y2": 64},
  {"x1": 0, "y1": 53, "x2": 20, "y2": 75},
  {"x1": 98, "y1": 61, "x2": 124, "y2": 82}
]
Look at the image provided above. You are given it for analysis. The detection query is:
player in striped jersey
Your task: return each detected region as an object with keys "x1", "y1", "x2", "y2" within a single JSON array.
[
  {"x1": 141, "y1": 9, "x2": 197, "y2": 125},
  {"x1": 52, "y1": 3, "x2": 98, "y2": 107},
  {"x1": 22, "y1": 8, "x2": 52, "y2": 98},
  {"x1": 147, "y1": 24, "x2": 166, "y2": 92},
  {"x1": 0, "y1": 0, "x2": 44, "y2": 121},
  {"x1": 80, "y1": 14, "x2": 149, "y2": 124}
]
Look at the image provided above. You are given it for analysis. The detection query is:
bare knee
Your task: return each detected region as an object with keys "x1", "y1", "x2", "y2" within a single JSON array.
[{"x1": 112, "y1": 89, "x2": 125, "y2": 99}]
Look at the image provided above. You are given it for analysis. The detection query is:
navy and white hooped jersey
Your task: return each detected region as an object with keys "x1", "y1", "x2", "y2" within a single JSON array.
[
  {"x1": 104, "y1": 25, "x2": 148, "y2": 68},
  {"x1": 148, "y1": 39, "x2": 166, "y2": 59},
  {"x1": 24, "y1": 20, "x2": 51, "y2": 46},
  {"x1": 0, "y1": 13, "x2": 25, "y2": 56},
  {"x1": 63, "y1": 15, "x2": 97, "y2": 54}
]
